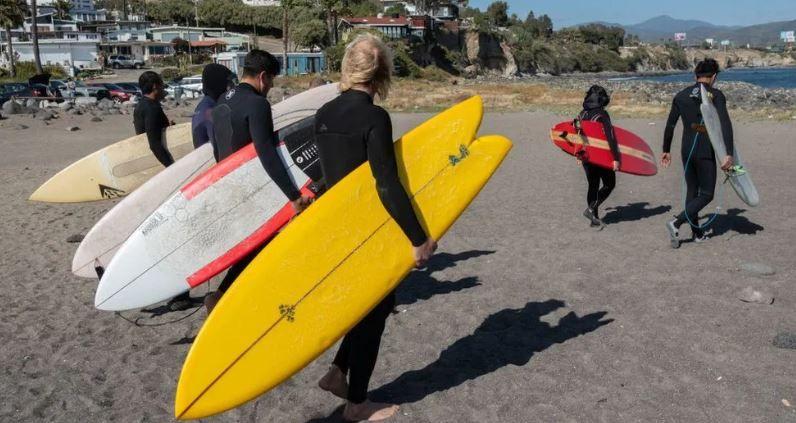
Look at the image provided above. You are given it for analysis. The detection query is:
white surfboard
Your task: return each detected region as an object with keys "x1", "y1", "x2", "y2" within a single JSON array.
[
  {"x1": 699, "y1": 84, "x2": 760, "y2": 207},
  {"x1": 95, "y1": 116, "x2": 321, "y2": 310},
  {"x1": 73, "y1": 83, "x2": 341, "y2": 279}
]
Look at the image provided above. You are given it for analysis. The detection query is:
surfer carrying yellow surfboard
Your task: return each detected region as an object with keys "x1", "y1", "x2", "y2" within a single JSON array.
[
  {"x1": 662, "y1": 59, "x2": 735, "y2": 248},
  {"x1": 314, "y1": 34, "x2": 438, "y2": 422}
]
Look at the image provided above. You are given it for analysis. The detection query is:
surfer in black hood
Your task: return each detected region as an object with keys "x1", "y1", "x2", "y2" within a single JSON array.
[
  {"x1": 191, "y1": 63, "x2": 234, "y2": 152},
  {"x1": 577, "y1": 85, "x2": 620, "y2": 228},
  {"x1": 661, "y1": 58, "x2": 734, "y2": 248}
]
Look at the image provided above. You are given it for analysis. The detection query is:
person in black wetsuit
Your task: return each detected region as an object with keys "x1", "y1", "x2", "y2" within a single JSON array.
[
  {"x1": 662, "y1": 59, "x2": 734, "y2": 248},
  {"x1": 134, "y1": 71, "x2": 193, "y2": 311},
  {"x1": 577, "y1": 85, "x2": 620, "y2": 228},
  {"x1": 191, "y1": 63, "x2": 233, "y2": 153},
  {"x1": 134, "y1": 71, "x2": 174, "y2": 168},
  {"x1": 202, "y1": 50, "x2": 312, "y2": 313},
  {"x1": 314, "y1": 34, "x2": 438, "y2": 422}
]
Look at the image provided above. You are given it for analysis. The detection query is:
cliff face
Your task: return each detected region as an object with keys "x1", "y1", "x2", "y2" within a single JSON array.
[
  {"x1": 685, "y1": 49, "x2": 796, "y2": 68},
  {"x1": 462, "y1": 30, "x2": 518, "y2": 77}
]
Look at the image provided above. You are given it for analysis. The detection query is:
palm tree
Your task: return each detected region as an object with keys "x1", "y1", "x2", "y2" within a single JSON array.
[
  {"x1": 29, "y1": 0, "x2": 43, "y2": 73},
  {"x1": 0, "y1": 0, "x2": 27, "y2": 77},
  {"x1": 53, "y1": 0, "x2": 72, "y2": 20}
]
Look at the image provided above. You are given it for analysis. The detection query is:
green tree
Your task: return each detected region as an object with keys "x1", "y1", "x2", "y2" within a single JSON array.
[
  {"x1": 29, "y1": 0, "x2": 43, "y2": 73},
  {"x1": 292, "y1": 18, "x2": 327, "y2": 51},
  {"x1": 53, "y1": 0, "x2": 72, "y2": 19},
  {"x1": 486, "y1": 1, "x2": 508, "y2": 27},
  {"x1": 317, "y1": 0, "x2": 342, "y2": 44},
  {"x1": 0, "y1": 0, "x2": 27, "y2": 77},
  {"x1": 384, "y1": 3, "x2": 407, "y2": 16},
  {"x1": 146, "y1": 0, "x2": 194, "y2": 24}
]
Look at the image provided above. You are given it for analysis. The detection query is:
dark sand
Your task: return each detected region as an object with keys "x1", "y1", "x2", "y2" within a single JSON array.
[{"x1": 0, "y1": 106, "x2": 794, "y2": 422}]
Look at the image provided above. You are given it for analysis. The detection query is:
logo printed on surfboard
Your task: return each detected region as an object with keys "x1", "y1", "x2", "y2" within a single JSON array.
[
  {"x1": 448, "y1": 144, "x2": 470, "y2": 166},
  {"x1": 99, "y1": 184, "x2": 125, "y2": 199},
  {"x1": 279, "y1": 304, "x2": 296, "y2": 322}
]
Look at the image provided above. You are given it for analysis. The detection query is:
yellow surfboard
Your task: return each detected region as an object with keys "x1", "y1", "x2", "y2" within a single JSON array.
[
  {"x1": 29, "y1": 123, "x2": 193, "y2": 203},
  {"x1": 175, "y1": 97, "x2": 512, "y2": 419}
]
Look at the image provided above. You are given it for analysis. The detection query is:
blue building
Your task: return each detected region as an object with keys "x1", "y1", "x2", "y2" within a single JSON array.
[{"x1": 214, "y1": 51, "x2": 325, "y2": 76}]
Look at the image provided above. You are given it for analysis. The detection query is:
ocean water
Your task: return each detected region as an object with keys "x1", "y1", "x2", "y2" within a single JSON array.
[{"x1": 634, "y1": 67, "x2": 796, "y2": 89}]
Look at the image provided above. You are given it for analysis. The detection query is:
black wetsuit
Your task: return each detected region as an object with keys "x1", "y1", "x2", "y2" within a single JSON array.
[
  {"x1": 664, "y1": 83, "x2": 734, "y2": 234},
  {"x1": 578, "y1": 102, "x2": 620, "y2": 216},
  {"x1": 314, "y1": 89, "x2": 428, "y2": 404},
  {"x1": 134, "y1": 96, "x2": 174, "y2": 167},
  {"x1": 211, "y1": 83, "x2": 302, "y2": 292}
]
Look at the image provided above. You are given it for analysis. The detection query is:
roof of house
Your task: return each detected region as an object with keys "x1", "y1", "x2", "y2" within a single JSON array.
[
  {"x1": 342, "y1": 17, "x2": 410, "y2": 26},
  {"x1": 190, "y1": 39, "x2": 227, "y2": 47}
]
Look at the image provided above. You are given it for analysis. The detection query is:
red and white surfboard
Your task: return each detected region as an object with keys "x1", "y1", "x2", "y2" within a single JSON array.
[
  {"x1": 95, "y1": 112, "x2": 326, "y2": 311},
  {"x1": 550, "y1": 120, "x2": 657, "y2": 176}
]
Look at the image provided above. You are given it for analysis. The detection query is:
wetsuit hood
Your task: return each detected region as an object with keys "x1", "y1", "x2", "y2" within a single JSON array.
[
  {"x1": 582, "y1": 85, "x2": 610, "y2": 110},
  {"x1": 202, "y1": 63, "x2": 233, "y2": 101}
]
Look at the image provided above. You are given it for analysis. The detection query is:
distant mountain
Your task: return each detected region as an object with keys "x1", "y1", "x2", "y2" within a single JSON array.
[{"x1": 578, "y1": 15, "x2": 796, "y2": 46}]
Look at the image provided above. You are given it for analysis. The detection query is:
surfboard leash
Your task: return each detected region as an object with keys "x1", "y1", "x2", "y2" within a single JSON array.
[
  {"x1": 114, "y1": 306, "x2": 204, "y2": 327},
  {"x1": 681, "y1": 121, "x2": 725, "y2": 230}
]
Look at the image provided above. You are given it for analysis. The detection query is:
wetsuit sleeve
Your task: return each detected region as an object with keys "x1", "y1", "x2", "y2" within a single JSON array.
[
  {"x1": 145, "y1": 105, "x2": 174, "y2": 167},
  {"x1": 663, "y1": 99, "x2": 680, "y2": 154},
  {"x1": 599, "y1": 113, "x2": 621, "y2": 162},
  {"x1": 714, "y1": 91, "x2": 734, "y2": 156},
  {"x1": 367, "y1": 110, "x2": 428, "y2": 247},
  {"x1": 249, "y1": 99, "x2": 301, "y2": 201}
]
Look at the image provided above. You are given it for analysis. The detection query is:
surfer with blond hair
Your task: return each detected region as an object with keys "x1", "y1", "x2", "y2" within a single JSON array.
[{"x1": 314, "y1": 33, "x2": 437, "y2": 421}]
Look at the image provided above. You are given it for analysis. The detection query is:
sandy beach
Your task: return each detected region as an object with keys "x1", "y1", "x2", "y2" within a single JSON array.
[{"x1": 0, "y1": 100, "x2": 794, "y2": 422}]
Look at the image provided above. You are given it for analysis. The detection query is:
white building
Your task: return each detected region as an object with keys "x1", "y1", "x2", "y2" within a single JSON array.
[
  {"x1": 28, "y1": 0, "x2": 106, "y2": 22},
  {"x1": 5, "y1": 39, "x2": 100, "y2": 71},
  {"x1": 242, "y1": 0, "x2": 281, "y2": 5},
  {"x1": 150, "y1": 25, "x2": 251, "y2": 50}
]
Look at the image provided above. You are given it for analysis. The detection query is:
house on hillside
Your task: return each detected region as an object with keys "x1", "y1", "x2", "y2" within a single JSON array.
[
  {"x1": 28, "y1": 0, "x2": 107, "y2": 23},
  {"x1": 378, "y1": 1, "x2": 461, "y2": 20},
  {"x1": 339, "y1": 15, "x2": 433, "y2": 42},
  {"x1": 150, "y1": 25, "x2": 250, "y2": 51}
]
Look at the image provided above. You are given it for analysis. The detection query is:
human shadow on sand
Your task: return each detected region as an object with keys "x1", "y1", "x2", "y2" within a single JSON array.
[
  {"x1": 395, "y1": 250, "x2": 495, "y2": 307},
  {"x1": 372, "y1": 300, "x2": 611, "y2": 404},
  {"x1": 709, "y1": 208, "x2": 764, "y2": 237},
  {"x1": 601, "y1": 202, "x2": 671, "y2": 224},
  {"x1": 305, "y1": 301, "x2": 611, "y2": 422}
]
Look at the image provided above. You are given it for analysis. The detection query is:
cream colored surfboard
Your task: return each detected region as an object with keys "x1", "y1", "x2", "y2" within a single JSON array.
[{"x1": 29, "y1": 123, "x2": 194, "y2": 203}]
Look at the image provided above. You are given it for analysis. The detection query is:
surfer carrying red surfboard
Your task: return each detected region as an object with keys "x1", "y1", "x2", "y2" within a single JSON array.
[
  {"x1": 314, "y1": 34, "x2": 438, "y2": 422},
  {"x1": 661, "y1": 59, "x2": 735, "y2": 248},
  {"x1": 577, "y1": 85, "x2": 621, "y2": 228},
  {"x1": 203, "y1": 50, "x2": 313, "y2": 311}
]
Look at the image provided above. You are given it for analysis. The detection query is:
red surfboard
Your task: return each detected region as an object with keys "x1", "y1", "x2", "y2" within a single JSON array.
[{"x1": 550, "y1": 120, "x2": 657, "y2": 176}]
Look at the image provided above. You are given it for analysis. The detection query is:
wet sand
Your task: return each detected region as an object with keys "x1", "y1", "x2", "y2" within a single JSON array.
[{"x1": 1, "y1": 106, "x2": 794, "y2": 422}]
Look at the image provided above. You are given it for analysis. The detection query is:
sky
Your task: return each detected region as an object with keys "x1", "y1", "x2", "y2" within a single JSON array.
[{"x1": 466, "y1": 0, "x2": 796, "y2": 27}]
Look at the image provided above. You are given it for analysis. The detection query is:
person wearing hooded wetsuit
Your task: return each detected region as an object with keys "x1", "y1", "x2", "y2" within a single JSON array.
[
  {"x1": 578, "y1": 85, "x2": 620, "y2": 227},
  {"x1": 191, "y1": 63, "x2": 233, "y2": 154},
  {"x1": 202, "y1": 50, "x2": 312, "y2": 313},
  {"x1": 662, "y1": 58, "x2": 734, "y2": 247}
]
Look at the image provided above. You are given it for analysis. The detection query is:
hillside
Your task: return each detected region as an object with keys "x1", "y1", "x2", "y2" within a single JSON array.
[{"x1": 583, "y1": 15, "x2": 796, "y2": 46}]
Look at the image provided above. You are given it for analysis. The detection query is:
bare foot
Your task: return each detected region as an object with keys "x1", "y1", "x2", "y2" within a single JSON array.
[
  {"x1": 318, "y1": 365, "x2": 348, "y2": 399},
  {"x1": 343, "y1": 400, "x2": 399, "y2": 422}
]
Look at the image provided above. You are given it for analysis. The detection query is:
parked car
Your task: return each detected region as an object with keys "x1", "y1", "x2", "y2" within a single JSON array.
[
  {"x1": 89, "y1": 83, "x2": 132, "y2": 102},
  {"x1": 62, "y1": 80, "x2": 110, "y2": 99},
  {"x1": 1, "y1": 84, "x2": 24, "y2": 106},
  {"x1": 49, "y1": 80, "x2": 68, "y2": 97},
  {"x1": 114, "y1": 82, "x2": 142, "y2": 97},
  {"x1": 109, "y1": 55, "x2": 145, "y2": 69},
  {"x1": 166, "y1": 75, "x2": 203, "y2": 99}
]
